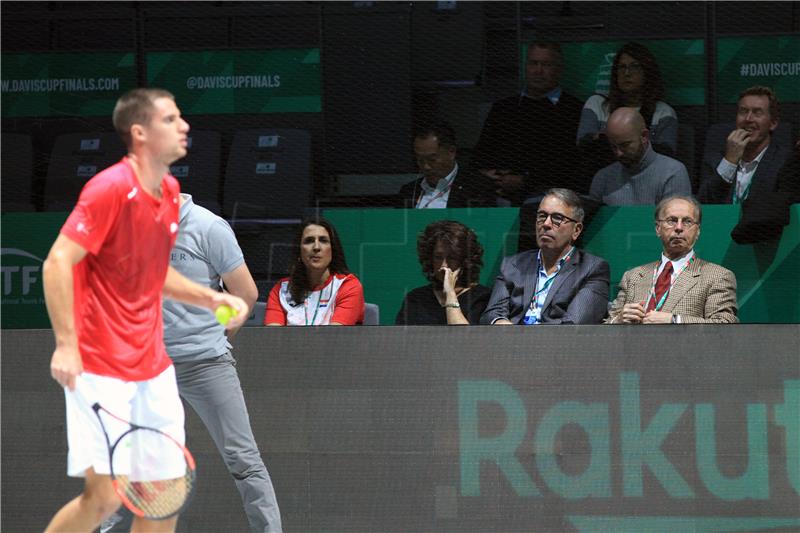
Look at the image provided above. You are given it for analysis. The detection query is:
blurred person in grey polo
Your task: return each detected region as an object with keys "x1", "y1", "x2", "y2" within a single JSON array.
[{"x1": 103, "y1": 193, "x2": 282, "y2": 532}]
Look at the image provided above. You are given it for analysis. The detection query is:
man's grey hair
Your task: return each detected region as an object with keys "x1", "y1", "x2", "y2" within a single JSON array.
[
  {"x1": 654, "y1": 195, "x2": 703, "y2": 224},
  {"x1": 544, "y1": 188, "x2": 585, "y2": 222}
]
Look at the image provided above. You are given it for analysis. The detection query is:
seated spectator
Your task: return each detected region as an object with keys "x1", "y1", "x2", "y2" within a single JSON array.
[
  {"x1": 395, "y1": 220, "x2": 491, "y2": 325},
  {"x1": 606, "y1": 195, "x2": 738, "y2": 324},
  {"x1": 265, "y1": 217, "x2": 364, "y2": 325},
  {"x1": 731, "y1": 138, "x2": 800, "y2": 244},
  {"x1": 577, "y1": 41, "x2": 679, "y2": 176},
  {"x1": 471, "y1": 41, "x2": 585, "y2": 203},
  {"x1": 590, "y1": 107, "x2": 691, "y2": 205},
  {"x1": 480, "y1": 188, "x2": 610, "y2": 325},
  {"x1": 698, "y1": 86, "x2": 791, "y2": 206},
  {"x1": 398, "y1": 122, "x2": 495, "y2": 209}
]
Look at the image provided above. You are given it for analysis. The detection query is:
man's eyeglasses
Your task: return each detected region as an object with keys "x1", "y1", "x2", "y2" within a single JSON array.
[
  {"x1": 536, "y1": 211, "x2": 579, "y2": 228},
  {"x1": 618, "y1": 62, "x2": 643, "y2": 74},
  {"x1": 658, "y1": 217, "x2": 698, "y2": 229}
]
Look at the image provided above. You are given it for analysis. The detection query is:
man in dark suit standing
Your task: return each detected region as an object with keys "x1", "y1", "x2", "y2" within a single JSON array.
[
  {"x1": 398, "y1": 121, "x2": 495, "y2": 209},
  {"x1": 481, "y1": 188, "x2": 610, "y2": 325},
  {"x1": 698, "y1": 86, "x2": 790, "y2": 205},
  {"x1": 471, "y1": 41, "x2": 585, "y2": 205}
]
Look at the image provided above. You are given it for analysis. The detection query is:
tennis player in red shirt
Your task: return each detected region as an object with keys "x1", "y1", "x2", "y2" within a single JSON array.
[{"x1": 43, "y1": 88, "x2": 249, "y2": 533}]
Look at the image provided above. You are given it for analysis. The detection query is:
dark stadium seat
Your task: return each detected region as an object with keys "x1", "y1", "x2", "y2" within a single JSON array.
[
  {"x1": 170, "y1": 130, "x2": 222, "y2": 214},
  {"x1": 363, "y1": 302, "x2": 380, "y2": 325},
  {"x1": 676, "y1": 123, "x2": 696, "y2": 187},
  {"x1": 43, "y1": 132, "x2": 126, "y2": 211},
  {"x1": 222, "y1": 128, "x2": 311, "y2": 220},
  {"x1": 244, "y1": 301, "x2": 267, "y2": 326},
  {"x1": 1, "y1": 133, "x2": 35, "y2": 211}
]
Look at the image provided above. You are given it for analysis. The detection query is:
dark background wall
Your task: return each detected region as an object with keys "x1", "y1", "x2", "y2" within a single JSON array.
[
  {"x1": 2, "y1": 325, "x2": 799, "y2": 531},
  {"x1": 2, "y1": 1, "x2": 799, "y2": 211}
]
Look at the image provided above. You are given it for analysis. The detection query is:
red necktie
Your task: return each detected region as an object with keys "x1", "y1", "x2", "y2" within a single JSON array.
[{"x1": 647, "y1": 262, "x2": 673, "y2": 312}]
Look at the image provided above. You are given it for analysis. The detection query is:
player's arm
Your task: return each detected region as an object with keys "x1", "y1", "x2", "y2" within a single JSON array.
[
  {"x1": 43, "y1": 234, "x2": 88, "y2": 390},
  {"x1": 220, "y1": 263, "x2": 258, "y2": 338},
  {"x1": 163, "y1": 266, "x2": 249, "y2": 329}
]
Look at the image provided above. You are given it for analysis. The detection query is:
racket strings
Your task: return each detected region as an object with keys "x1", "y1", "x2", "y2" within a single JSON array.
[
  {"x1": 116, "y1": 470, "x2": 195, "y2": 518},
  {"x1": 110, "y1": 427, "x2": 196, "y2": 519}
]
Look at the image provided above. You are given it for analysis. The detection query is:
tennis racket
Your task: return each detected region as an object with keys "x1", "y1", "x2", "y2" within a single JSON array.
[{"x1": 91, "y1": 402, "x2": 196, "y2": 520}]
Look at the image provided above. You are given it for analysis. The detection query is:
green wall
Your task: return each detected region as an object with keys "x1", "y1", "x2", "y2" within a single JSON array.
[{"x1": 325, "y1": 205, "x2": 800, "y2": 325}]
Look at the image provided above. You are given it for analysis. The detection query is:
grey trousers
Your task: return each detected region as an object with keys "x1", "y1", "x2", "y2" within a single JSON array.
[{"x1": 101, "y1": 352, "x2": 282, "y2": 533}]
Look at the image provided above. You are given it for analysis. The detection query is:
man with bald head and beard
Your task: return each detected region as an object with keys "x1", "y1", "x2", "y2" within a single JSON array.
[{"x1": 590, "y1": 107, "x2": 691, "y2": 205}]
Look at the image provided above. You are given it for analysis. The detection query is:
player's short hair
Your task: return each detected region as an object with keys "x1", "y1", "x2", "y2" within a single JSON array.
[
  {"x1": 738, "y1": 85, "x2": 780, "y2": 120},
  {"x1": 113, "y1": 88, "x2": 175, "y2": 148}
]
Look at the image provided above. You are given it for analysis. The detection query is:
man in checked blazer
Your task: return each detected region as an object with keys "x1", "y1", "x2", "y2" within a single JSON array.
[
  {"x1": 481, "y1": 188, "x2": 610, "y2": 325},
  {"x1": 606, "y1": 195, "x2": 738, "y2": 324}
]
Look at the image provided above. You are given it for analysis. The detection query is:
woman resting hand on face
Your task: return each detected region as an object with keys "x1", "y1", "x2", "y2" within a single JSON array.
[
  {"x1": 395, "y1": 220, "x2": 490, "y2": 325},
  {"x1": 265, "y1": 217, "x2": 364, "y2": 326}
]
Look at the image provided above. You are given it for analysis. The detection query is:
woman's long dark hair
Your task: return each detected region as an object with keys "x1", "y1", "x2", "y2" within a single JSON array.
[
  {"x1": 607, "y1": 42, "x2": 666, "y2": 126},
  {"x1": 417, "y1": 220, "x2": 484, "y2": 288},
  {"x1": 287, "y1": 217, "x2": 350, "y2": 305}
]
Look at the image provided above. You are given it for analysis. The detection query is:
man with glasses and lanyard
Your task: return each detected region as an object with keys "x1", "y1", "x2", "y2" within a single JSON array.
[
  {"x1": 481, "y1": 188, "x2": 610, "y2": 325},
  {"x1": 606, "y1": 195, "x2": 738, "y2": 324}
]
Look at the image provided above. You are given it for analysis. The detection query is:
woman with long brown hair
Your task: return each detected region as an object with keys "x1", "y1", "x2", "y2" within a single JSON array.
[
  {"x1": 265, "y1": 217, "x2": 364, "y2": 326},
  {"x1": 577, "y1": 42, "x2": 678, "y2": 172}
]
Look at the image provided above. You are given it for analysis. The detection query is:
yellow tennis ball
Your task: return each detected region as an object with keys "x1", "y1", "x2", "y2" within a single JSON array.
[{"x1": 215, "y1": 305, "x2": 236, "y2": 326}]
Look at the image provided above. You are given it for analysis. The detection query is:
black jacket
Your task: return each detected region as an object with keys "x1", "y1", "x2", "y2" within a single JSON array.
[{"x1": 397, "y1": 167, "x2": 495, "y2": 208}]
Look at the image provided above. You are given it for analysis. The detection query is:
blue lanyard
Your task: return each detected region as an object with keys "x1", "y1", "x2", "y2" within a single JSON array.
[
  {"x1": 523, "y1": 248, "x2": 573, "y2": 324},
  {"x1": 732, "y1": 179, "x2": 753, "y2": 204}
]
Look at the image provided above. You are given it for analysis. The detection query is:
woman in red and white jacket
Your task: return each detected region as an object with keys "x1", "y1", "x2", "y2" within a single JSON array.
[{"x1": 265, "y1": 217, "x2": 364, "y2": 326}]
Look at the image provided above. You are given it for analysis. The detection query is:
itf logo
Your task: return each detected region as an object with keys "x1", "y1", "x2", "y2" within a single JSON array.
[{"x1": 1, "y1": 248, "x2": 43, "y2": 299}]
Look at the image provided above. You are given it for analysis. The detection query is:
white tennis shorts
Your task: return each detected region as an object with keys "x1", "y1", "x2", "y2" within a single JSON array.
[{"x1": 65, "y1": 365, "x2": 185, "y2": 479}]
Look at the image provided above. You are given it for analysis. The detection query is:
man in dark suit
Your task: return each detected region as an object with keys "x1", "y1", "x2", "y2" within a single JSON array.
[
  {"x1": 698, "y1": 86, "x2": 790, "y2": 205},
  {"x1": 471, "y1": 41, "x2": 585, "y2": 205},
  {"x1": 480, "y1": 188, "x2": 610, "y2": 325},
  {"x1": 398, "y1": 121, "x2": 495, "y2": 209}
]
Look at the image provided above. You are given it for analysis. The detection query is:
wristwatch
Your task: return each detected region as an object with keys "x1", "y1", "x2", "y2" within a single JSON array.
[{"x1": 444, "y1": 303, "x2": 461, "y2": 309}]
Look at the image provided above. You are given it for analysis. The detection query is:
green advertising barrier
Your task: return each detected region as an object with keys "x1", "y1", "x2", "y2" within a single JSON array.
[
  {"x1": 325, "y1": 204, "x2": 800, "y2": 325},
  {"x1": 146, "y1": 48, "x2": 321, "y2": 114},
  {"x1": 3, "y1": 206, "x2": 798, "y2": 328},
  {"x1": 524, "y1": 39, "x2": 706, "y2": 105},
  {"x1": 717, "y1": 35, "x2": 800, "y2": 104},
  {"x1": 1, "y1": 212, "x2": 68, "y2": 328},
  {"x1": 1, "y1": 52, "x2": 137, "y2": 117}
]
